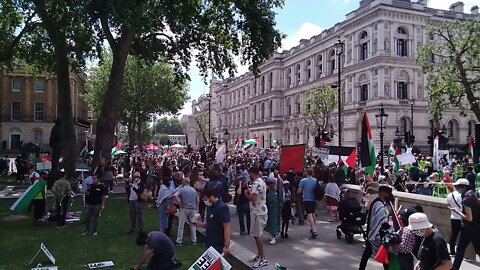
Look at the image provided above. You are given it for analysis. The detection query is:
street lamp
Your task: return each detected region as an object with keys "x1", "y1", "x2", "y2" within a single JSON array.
[
  {"x1": 410, "y1": 97, "x2": 415, "y2": 146},
  {"x1": 375, "y1": 104, "x2": 388, "y2": 173},
  {"x1": 394, "y1": 127, "x2": 402, "y2": 152},
  {"x1": 335, "y1": 37, "x2": 345, "y2": 153},
  {"x1": 206, "y1": 94, "x2": 212, "y2": 144},
  {"x1": 224, "y1": 129, "x2": 230, "y2": 152}
]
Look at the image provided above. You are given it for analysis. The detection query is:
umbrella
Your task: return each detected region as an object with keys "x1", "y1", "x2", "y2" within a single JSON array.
[
  {"x1": 145, "y1": 144, "x2": 159, "y2": 150},
  {"x1": 171, "y1": 144, "x2": 186, "y2": 149}
]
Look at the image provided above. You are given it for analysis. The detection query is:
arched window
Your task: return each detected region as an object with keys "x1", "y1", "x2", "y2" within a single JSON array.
[
  {"x1": 317, "y1": 54, "x2": 323, "y2": 78},
  {"x1": 287, "y1": 68, "x2": 292, "y2": 87},
  {"x1": 294, "y1": 128, "x2": 300, "y2": 143},
  {"x1": 296, "y1": 64, "x2": 301, "y2": 84},
  {"x1": 33, "y1": 129, "x2": 43, "y2": 145},
  {"x1": 396, "y1": 70, "x2": 409, "y2": 100},
  {"x1": 397, "y1": 27, "x2": 408, "y2": 35},
  {"x1": 306, "y1": 59, "x2": 312, "y2": 81},
  {"x1": 286, "y1": 97, "x2": 292, "y2": 116},
  {"x1": 447, "y1": 119, "x2": 459, "y2": 139},
  {"x1": 285, "y1": 128, "x2": 291, "y2": 144},
  {"x1": 397, "y1": 27, "x2": 408, "y2": 57},
  {"x1": 399, "y1": 118, "x2": 408, "y2": 134},
  {"x1": 360, "y1": 31, "x2": 368, "y2": 39},
  {"x1": 359, "y1": 31, "x2": 368, "y2": 61},
  {"x1": 295, "y1": 95, "x2": 301, "y2": 115}
]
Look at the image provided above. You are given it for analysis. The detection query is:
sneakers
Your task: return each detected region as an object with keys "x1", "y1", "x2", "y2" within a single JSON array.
[
  {"x1": 269, "y1": 237, "x2": 276, "y2": 245},
  {"x1": 175, "y1": 242, "x2": 182, "y2": 246},
  {"x1": 92, "y1": 232, "x2": 98, "y2": 236},
  {"x1": 253, "y1": 258, "x2": 268, "y2": 268},
  {"x1": 310, "y1": 232, "x2": 318, "y2": 239},
  {"x1": 81, "y1": 231, "x2": 88, "y2": 236},
  {"x1": 249, "y1": 255, "x2": 261, "y2": 263}
]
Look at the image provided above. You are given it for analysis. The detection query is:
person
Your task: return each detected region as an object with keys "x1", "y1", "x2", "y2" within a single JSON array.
[
  {"x1": 83, "y1": 171, "x2": 93, "y2": 206},
  {"x1": 325, "y1": 177, "x2": 341, "y2": 222},
  {"x1": 280, "y1": 180, "x2": 292, "y2": 239},
  {"x1": 192, "y1": 188, "x2": 231, "y2": 255},
  {"x1": 450, "y1": 189, "x2": 480, "y2": 269},
  {"x1": 82, "y1": 175, "x2": 107, "y2": 236},
  {"x1": 443, "y1": 170, "x2": 454, "y2": 193},
  {"x1": 134, "y1": 231, "x2": 181, "y2": 270},
  {"x1": 51, "y1": 173, "x2": 72, "y2": 228},
  {"x1": 334, "y1": 162, "x2": 346, "y2": 185},
  {"x1": 265, "y1": 177, "x2": 280, "y2": 245},
  {"x1": 203, "y1": 170, "x2": 226, "y2": 200},
  {"x1": 291, "y1": 171, "x2": 305, "y2": 225},
  {"x1": 128, "y1": 171, "x2": 146, "y2": 233},
  {"x1": 393, "y1": 207, "x2": 418, "y2": 270},
  {"x1": 156, "y1": 180, "x2": 170, "y2": 233},
  {"x1": 174, "y1": 178, "x2": 198, "y2": 246},
  {"x1": 431, "y1": 172, "x2": 448, "y2": 198},
  {"x1": 31, "y1": 172, "x2": 47, "y2": 223},
  {"x1": 359, "y1": 184, "x2": 392, "y2": 270},
  {"x1": 234, "y1": 177, "x2": 251, "y2": 235},
  {"x1": 408, "y1": 213, "x2": 452, "y2": 270},
  {"x1": 103, "y1": 162, "x2": 115, "y2": 193},
  {"x1": 245, "y1": 166, "x2": 269, "y2": 268},
  {"x1": 446, "y1": 178, "x2": 469, "y2": 256},
  {"x1": 297, "y1": 168, "x2": 318, "y2": 239},
  {"x1": 465, "y1": 166, "x2": 476, "y2": 191}
]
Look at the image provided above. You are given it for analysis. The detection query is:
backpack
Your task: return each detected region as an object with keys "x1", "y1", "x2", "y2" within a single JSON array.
[{"x1": 314, "y1": 178, "x2": 325, "y2": 201}]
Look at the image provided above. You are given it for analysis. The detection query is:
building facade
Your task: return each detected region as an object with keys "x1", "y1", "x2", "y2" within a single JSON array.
[
  {"x1": 207, "y1": 0, "x2": 478, "y2": 152},
  {"x1": 0, "y1": 69, "x2": 90, "y2": 151},
  {"x1": 167, "y1": 134, "x2": 187, "y2": 146}
]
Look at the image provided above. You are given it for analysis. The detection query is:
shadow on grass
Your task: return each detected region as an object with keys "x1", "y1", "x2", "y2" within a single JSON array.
[{"x1": 0, "y1": 196, "x2": 204, "y2": 270}]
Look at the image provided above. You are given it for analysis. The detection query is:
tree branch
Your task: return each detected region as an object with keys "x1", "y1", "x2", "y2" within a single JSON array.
[
  {"x1": 100, "y1": 16, "x2": 117, "y2": 49},
  {"x1": 0, "y1": 12, "x2": 38, "y2": 63}
]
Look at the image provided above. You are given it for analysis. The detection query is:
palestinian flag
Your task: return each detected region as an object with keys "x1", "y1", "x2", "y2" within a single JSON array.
[
  {"x1": 468, "y1": 135, "x2": 474, "y2": 160},
  {"x1": 243, "y1": 137, "x2": 259, "y2": 146},
  {"x1": 234, "y1": 138, "x2": 241, "y2": 151},
  {"x1": 388, "y1": 142, "x2": 395, "y2": 156},
  {"x1": 329, "y1": 146, "x2": 357, "y2": 169},
  {"x1": 392, "y1": 147, "x2": 400, "y2": 174},
  {"x1": 360, "y1": 112, "x2": 376, "y2": 175}
]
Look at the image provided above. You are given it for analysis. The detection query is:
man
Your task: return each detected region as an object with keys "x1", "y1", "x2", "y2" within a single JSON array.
[
  {"x1": 51, "y1": 173, "x2": 72, "y2": 228},
  {"x1": 174, "y1": 177, "x2": 198, "y2": 246},
  {"x1": 408, "y1": 213, "x2": 452, "y2": 270},
  {"x1": 297, "y1": 168, "x2": 318, "y2": 239},
  {"x1": 82, "y1": 175, "x2": 107, "y2": 236},
  {"x1": 49, "y1": 119, "x2": 63, "y2": 176},
  {"x1": 450, "y1": 189, "x2": 480, "y2": 269},
  {"x1": 31, "y1": 172, "x2": 47, "y2": 223},
  {"x1": 465, "y1": 166, "x2": 476, "y2": 191},
  {"x1": 82, "y1": 171, "x2": 93, "y2": 206},
  {"x1": 203, "y1": 170, "x2": 226, "y2": 200},
  {"x1": 245, "y1": 166, "x2": 268, "y2": 268},
  {"x1": 334, "y1": 162, "x2": 346, "y2": 185},
  {"x1": 128, "y1": 171, "x2": 146, "y2": 233},
  {"x1": 134, "y1": 231, "x2": 181, "y2": 270},
  {"x1": 193, "y1": 188, "x2": 230, "y2": 255},
  {"x1": 359, "y1": 184, "x2": 392, "y2": 270},
  {"x1": 446, "y1": 178, "x2": 469, "y2": 256}
]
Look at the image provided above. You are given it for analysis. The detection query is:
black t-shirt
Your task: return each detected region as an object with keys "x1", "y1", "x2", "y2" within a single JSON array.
[
  {"x1": 462, "y1": 196, "x2": 480, "y2": 231},
  {"x1": 85, "y1": 183, "x2": 107, "y2": 205},
  {"x1": 206, "y1": 200, "x2": 230, "y2": 252},
  {"x1": 418, "y1": 232, "x2": 451, "y2": 270}
]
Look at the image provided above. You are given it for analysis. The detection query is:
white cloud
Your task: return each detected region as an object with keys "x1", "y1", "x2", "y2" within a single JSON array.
[
  {"x1": 427, "y1": 0, "x2": 478, "y2": 11},
  {"x1": 279, "y1": 22, "x2": 324, "y2": 51},
  {"x1": 179, "y1": 101, "x2": 192, "y2": 116}
]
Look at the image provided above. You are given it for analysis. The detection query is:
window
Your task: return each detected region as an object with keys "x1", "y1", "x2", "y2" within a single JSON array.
[
  {"x1": 286, "y1": 98, "x2": 292, "y2": 116},
  {"x1": 269, "y1": 100, "x2": 273, "y2": 117},
  {"x1": 360, "y1": 42, "x2": 368, "y2": 60},
  {"x1": 34, "y1": 102, "x2": 44, "y2": 121},
  {"x1": 397, "y1": 82, "x2": 408, "y2": 100},
  {"x1": 397, "y1": 39, "x2": 407, "y2": 57},
  {"x1": 294, "y1": 128, "x2": 300, "y2": 143},
  {"x1": 448, "y1": 121, "x2": 454, "y2": 138},
  {"x1": 268, "y1": 72, "x2": 273, "y2": 90},
  {"x1": 296, "y1": 64, "x2": 301, "y2": 84},
  {"x1": 287, "y1": 68, "x2": 292, "y2": 87},
  {"x1": 330, "y1": 50, "x2": 336, "y2": 74},
  {"x1": 11, "y1": 102, "x2": 20, "y2": 120},
  {"x1": 397, "y1": 27, "x2": 407, "y2": 35},
  {"x1": 33, "y1": 129, "x2": 43, "y2": 145},
  {"x1": 242, "y1": 88, "x2": 245, "y2": 101},
  {"x1": 360, "y1": 84, "x2": 368, "y2": 101},
  {"x1": 253, "y1": 105, "x2": 257, "y2": 120},
  {"x1": 261, "y1": 76, "x2": 265, "y2": 94},
  {"x1": 35, "y1": 80, "x2": 45, "y2": 92},
  {"x1": 11, "y1": 79, "x2": 22, "y2": 92},
  {"x1": 360, "y1": 31, "x2": 368, "y2": 39},
  {"x1": 399, "y1": 118, "x2": 408, "y2": 134},
  {"x1": 306, "y1": 59, "x2": 311, "y2": 80},
  {"x1": 261, "y1": 103, "x2": 265, "y2": 120}
]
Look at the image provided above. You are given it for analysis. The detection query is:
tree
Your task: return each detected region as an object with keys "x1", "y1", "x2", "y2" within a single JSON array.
[
  {"x1": 90, "y1": 0, "x2": 284, "y2": 164},
  {"x1": 84, "y1": 52, "x2": 188, "y2": 148},
  {"x1": 417, "y1": 19, "x2": 480, "y2": 121},
  {"x1": 302, "y1": 84, "x2": 337, "y2": 135},
  {"x1": 193, "y1": 111, "x2": 211, "y2": 145},
  {"x1": 154, "y1": 117, "x2": 184, "y2": 135},
  {"x1": 0, "y1": 0, "x2": 99, "y2": 178}
]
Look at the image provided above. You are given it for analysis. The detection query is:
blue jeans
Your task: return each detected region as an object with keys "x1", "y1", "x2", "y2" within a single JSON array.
[
  {"x1": 237, "y1": 202, "x2": 251, "y2": 234},
  {"x1": 148, "y1": 253, "x2": 176, "y2": 270},
  {"x1": 158, "y1": 201, "x2": 168, "y2": 230}
]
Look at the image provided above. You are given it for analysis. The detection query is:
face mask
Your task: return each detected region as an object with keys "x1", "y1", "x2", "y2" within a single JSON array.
[
  {"x1": 204, "y1": 200, "x2": 212, "y2": 207},
  {"x1": 414, "y1": 229, "x2": 424, "y2": 237}
]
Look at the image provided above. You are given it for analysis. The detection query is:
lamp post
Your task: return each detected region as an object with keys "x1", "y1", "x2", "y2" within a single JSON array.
[
  {"x1": 410, "y1": 97, "x2": 415, "y2": 147},
  {"x1": 375, "y1": 104, "x2": 388, "y2": 173},
  {"x1": 335, "y1": 37, "x2": 345, "y2": 155},
  {"x1": 394, "y1": 127, "x2": 402, "y2": 151},
  {"x1": 206, "y1": 94, "x2": 212, "y2": 144}
]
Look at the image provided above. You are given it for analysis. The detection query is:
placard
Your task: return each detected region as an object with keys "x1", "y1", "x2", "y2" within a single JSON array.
[
  {"x1": 189, "y1": 246, "x2": 232, "y2": 270},
  {"x1": 31, "y1": 266, "x2": 58, "y2": 270},
  {"x1": 88, "y1": 261, "x2": 115, "y2": 269},
  {"x1": 318, "y1": 147, "x2": 329, "y2": 163},
  {"x1": 40, "y1": 243, "x2": 56, "y2": 264}
]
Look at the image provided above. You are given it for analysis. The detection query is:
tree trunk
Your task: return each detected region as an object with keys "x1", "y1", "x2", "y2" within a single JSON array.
[
  {"x1": 138, "y1": 121, "x2": 143, "y2": 149},
  {"x1": 54, "y1": 44, "x2": 77, "y2": 179},
  {"x1": 94, "y1": 31, "x2": 134, "y2": 166},
  {"x1": 128, "y1": 123, "x2": 135, "y2": 149}
]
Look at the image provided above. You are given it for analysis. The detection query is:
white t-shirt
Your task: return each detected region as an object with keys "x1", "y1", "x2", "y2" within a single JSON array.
[
  {"x1": 250, "y1": 177, "x2": 268, "y2": 216},
  {"x1": 447, "y1": 190, "x2": 462, "y2": 220}
]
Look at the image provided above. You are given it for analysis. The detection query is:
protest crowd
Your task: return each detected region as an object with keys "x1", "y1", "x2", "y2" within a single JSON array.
[{"x1": 18, "y1": 137, "x2": 480, "y2": 270}]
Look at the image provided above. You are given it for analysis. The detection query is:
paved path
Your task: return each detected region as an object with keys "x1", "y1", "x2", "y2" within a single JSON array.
[{"x1": 227, "y1": 204, "x2": 480, "y2": 270}]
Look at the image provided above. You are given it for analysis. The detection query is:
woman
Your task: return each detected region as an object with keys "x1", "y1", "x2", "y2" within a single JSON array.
[
  {"x1": 265, "y1": 177, "x2": 280, "y2": 244},
  {"x1": 431, "y1": 172, "x2": 449, "y2": 198},
  {"x1": 281, "y1": 180, "x2": 292, "y2": 239},
  {"x1": 393, "y1": 208, "x2": 418, "y2": 270},
  {"x1": 189, "y1": 166, "x2": 200, "y2": 188},
  {"x1": 156, "y1": 180, "x2": 170, "y2": 233},
  {"x1": 234, "y1": 177, "x2": 251, "y2": 235},
  {"x1": 325, "y1": 177, "x2": 341, "y2": 222}
]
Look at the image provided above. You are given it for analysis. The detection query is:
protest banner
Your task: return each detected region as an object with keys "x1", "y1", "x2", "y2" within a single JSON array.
[{"x1": 189, "y1": 246, "x2": 232, "y2": 270}]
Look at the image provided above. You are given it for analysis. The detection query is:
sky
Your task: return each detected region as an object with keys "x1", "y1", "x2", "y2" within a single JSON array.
[{"x1": 178, "y1": 0, "x2": 480, "y2": 117}]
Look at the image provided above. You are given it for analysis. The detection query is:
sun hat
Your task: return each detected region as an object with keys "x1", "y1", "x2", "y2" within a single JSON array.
[
  {"x1": 407, "y1": 212, "x2": 432, "y2": 231},
  {"x1": 366, "y1": 182, "x2": 380, "y2": 193},
  {"x1": 453, "y1": 178, "x2": 469, "y2": 186}
]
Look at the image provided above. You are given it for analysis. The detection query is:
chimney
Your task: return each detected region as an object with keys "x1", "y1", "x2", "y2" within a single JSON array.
[
  {"x1": 417, "y1": 0, "x2": 428, "y2": 5},
  {"x1": 472, "y1": 5, "x2": 479, "y2": 15},
  {"x1": 449, "y1": 1, "x2": 464, "y2": 13}
]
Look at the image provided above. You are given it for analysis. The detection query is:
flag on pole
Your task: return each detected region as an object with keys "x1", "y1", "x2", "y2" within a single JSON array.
[
  {"x1": 243, "y1": 138, "x2": 258, "y2": 146},
  {"x1": 234, "y1": 138, "x2": 241, "y2": 151},
  {"x1": 468, "y1": 135, "x2": 474, "y2": 161},
  {"x1": 360, "y1": 112, "x2": 376, "y2": 175},
  {"x1": 388, "y1": 142, "x2": 395, "y2": 156},
  {"x1": 433, "y1": 135, "x2": 440, "y2": 171},
  {"x1": 392, "y1": 147, "x2": 400, "y2": 174}
]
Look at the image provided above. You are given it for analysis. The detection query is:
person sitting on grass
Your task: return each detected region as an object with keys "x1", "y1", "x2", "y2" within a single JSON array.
[{"x1": 134, "y1": 231, "x2": 181, "y2": 270}]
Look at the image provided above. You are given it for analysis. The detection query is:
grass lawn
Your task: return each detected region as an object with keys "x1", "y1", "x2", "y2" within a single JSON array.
[
  {"x1": 0, "y1": 195, "x2": 204, "y2": 270},
  {"x1": 0, "y1": 175, "x2": 20, "y2": 190}
]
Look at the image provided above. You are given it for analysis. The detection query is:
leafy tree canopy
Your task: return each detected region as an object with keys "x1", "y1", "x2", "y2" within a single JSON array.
[
  {"x1": 302, "y1": 83, "x2": 337, "y2": 135},
  {"x1": 154, "y1": 117, "x2": 184, "y2": 135}
]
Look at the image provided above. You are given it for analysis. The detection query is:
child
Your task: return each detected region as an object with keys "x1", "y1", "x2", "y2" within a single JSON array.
[
  {"x1": 281, "y1": 180, "x2": 292, "y2": 239},
  {"x1": 325, "y1": 178, "x2": 341, "y2": 222}
]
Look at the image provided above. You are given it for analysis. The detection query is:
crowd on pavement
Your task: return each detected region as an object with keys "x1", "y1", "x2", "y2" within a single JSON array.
[{"x1": 16, "y1": 144, "x2": 480, "y2": 270}]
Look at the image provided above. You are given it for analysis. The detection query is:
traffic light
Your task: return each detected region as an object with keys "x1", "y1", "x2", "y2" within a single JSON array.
[
  {"x1": 410, "y1": 134, "x2": 415, "y2": 144},
  {"x1": 404, "y1": 132, "x2": 410, "y2": 145},
  {"x1": 427, "y1": 135, "x2": 433, "y2": 145}
]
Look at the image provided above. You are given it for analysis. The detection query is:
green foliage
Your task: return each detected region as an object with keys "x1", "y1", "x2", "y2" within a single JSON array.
[
  {"x1": 417, "y1": 19, "x2": 480, "y2": 121},
  {"x1": 84, "y1": 51, "x2": 189, "y2": 127},
  {"x1": 153, "y1": 133, "x2": 170, "y2": 145},
  {"x1": 154, "y1": 117, "x2": 184, "y2": 135},
  {"x1": 302, "y1": 83, "x2": 337, "y2": 135}
]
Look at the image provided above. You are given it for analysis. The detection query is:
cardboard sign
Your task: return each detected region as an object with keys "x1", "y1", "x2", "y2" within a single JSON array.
[
  {"x1": 40, "y1": 243, "x2": 56, "y2": 264},
  {"x1": 88, "y1": 261, "x2": 115, "y2": 269},
  {"x1": 189, "y1": 246, "x2": 232, "y2": 270},
  {"x1": 318, "y1": 147, "x2": 329, "y2": 163},
  {"x1": 31, "y1": 266, "x2": 58, "y2": 270}
]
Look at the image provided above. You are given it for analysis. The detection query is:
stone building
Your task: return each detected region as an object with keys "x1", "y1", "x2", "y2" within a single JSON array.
[
  {"x1": 0, "y1": 69, "x2": 90, "y2": 151},
  {"x1": 208, "y1": 0, "x2": 479, "y2": 152}
]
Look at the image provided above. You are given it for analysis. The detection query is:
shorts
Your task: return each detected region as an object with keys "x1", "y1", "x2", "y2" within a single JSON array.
[
  {"x1": 251, "y1": 213, "x2": 267, "y2": 238},
  {"x1": 303, "y1": 201, "x2": 316, "y2": 215}
]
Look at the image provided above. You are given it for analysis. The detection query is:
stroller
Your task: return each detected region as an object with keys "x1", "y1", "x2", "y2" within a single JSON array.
[{"x1": 335, "y1": 196, "x2": 367, "y2": 244}]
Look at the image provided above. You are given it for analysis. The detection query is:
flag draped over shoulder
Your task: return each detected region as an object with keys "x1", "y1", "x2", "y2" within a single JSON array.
[{"x1": 360, "y1": 112, "x2": 376, "y2": 175}]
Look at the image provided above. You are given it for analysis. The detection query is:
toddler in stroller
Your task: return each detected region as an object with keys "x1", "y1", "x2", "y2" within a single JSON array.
[{"x1": 336, "y1": 188, "x2": 367, "y2": 244}]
